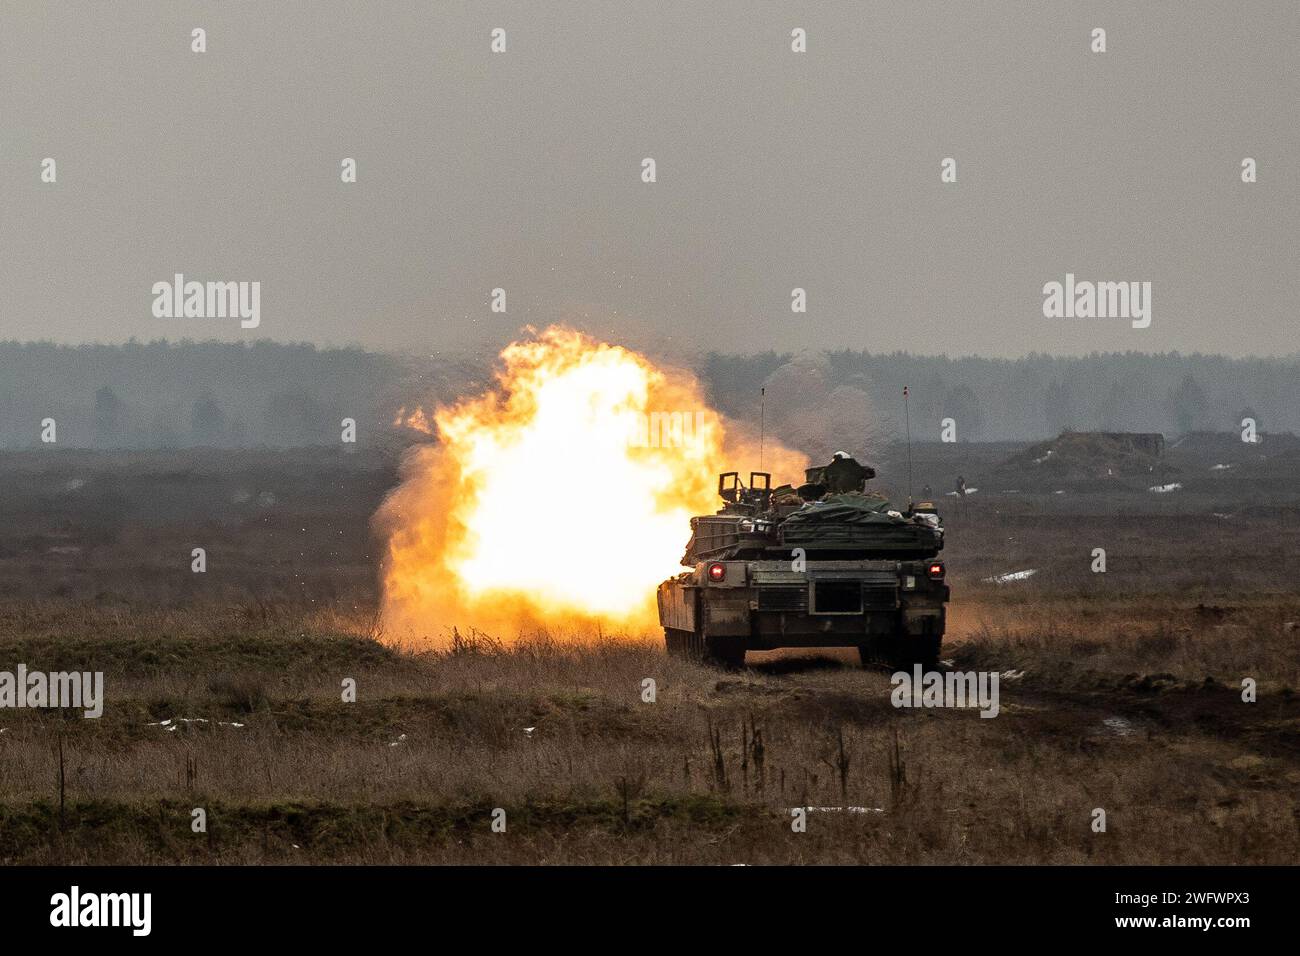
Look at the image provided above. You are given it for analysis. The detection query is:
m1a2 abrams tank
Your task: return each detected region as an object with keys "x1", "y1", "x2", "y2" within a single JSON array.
[{"x1": 657, "y1": 454, "x2": 949, "y2": 668}]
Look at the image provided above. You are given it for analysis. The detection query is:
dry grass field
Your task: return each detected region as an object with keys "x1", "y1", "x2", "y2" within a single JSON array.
[{"x1": 1, "y1": 446, "x2": 1297, "y2": 864}]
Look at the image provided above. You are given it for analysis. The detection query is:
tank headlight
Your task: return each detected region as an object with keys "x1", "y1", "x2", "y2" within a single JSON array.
[{"x1": 707, "y1": 562, "x2": 727, "y2": 582}]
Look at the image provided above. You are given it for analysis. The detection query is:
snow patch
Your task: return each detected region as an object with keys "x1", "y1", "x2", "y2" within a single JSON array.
[
  {"x1": 147, "y1": 717, "x2": 244, "y2": 731},
  {"x1": 1103, "y1": 716, "x2": 1136, "y2": 737},
  {"x1": 984, "y1": 569, "x2": 1037, "y2": 584},
  {"x1": 794, "y1": 806, "x2": 884, "y2": 814}
]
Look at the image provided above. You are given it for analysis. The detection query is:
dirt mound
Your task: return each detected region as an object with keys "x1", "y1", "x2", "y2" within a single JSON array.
[{"x1": 993, "y1": 431, "x2": 1168, "y2": 487}]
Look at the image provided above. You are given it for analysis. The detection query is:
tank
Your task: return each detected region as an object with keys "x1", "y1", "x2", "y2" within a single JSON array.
[{"x1": 656, "y1": 454, "x2": 949, "y2": 668}]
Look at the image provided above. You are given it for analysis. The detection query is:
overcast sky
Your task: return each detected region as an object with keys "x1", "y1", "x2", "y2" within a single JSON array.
[{"x1": 2, "y1": 1, "x2": 1296, "y2": 360}]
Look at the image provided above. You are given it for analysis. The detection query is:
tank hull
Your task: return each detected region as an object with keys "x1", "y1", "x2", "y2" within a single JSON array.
[{"x1": 657, "y1": 559, "x2": 948, "y2": 667}]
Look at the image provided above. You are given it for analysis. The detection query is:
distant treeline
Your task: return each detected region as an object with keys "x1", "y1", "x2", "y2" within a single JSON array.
[
  {"x1": 702, "y1": 350, "x2": 1299, "y2": 448},
  {"x1": 0, "y1": 340, "x2": 484, "y2": 449},
  {"x1": 0, "y1": 340, "x2": 1294, "y2": 449}
]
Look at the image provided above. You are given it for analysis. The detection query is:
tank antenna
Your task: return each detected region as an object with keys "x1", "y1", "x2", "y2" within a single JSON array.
[
  {"x1": 903, "y1": 385, "x2": 913, "y2": 506},
  {"x1": 759, "y1": 386, "x2": 765, "y2": 471}
]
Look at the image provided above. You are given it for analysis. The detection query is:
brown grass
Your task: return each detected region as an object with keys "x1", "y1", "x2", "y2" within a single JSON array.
[{"x1": 0, "y1": 448, "x2": 1297, "y2": 864}]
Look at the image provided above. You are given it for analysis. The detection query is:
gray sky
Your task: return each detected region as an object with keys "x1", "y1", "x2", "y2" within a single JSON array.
[{"x1": 2, "y1": 1, "x2": 1296, "y2": 359}]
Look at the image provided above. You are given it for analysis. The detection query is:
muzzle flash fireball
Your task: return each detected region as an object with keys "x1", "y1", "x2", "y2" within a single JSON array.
[{"x1": 375, "y1": 326, "x2": 803, "y2": 645}]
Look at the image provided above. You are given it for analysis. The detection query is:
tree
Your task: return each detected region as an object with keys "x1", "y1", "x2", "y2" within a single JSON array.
[
  {"x1": 1043, "y1": 380, "x2": 1074, "y2": 435},
  {"x1": 1164, "y1": 374, "x2": 1209, "y2": 434},
  {"x1": 1236, "y1": 405, "x2": 1261, "y2": 432},
  {"x1": 265, "y1": 389, "x2": 329, "y2": 445},
  {"x1": 941, "y1": 384, "x2": 984, "y2": 441},
  {"x1": 92, "y1": 385, "x2": 125, "y2": 445},
  {"x1": 191, "y1": 392, "x2": 226, "y2": 445}
]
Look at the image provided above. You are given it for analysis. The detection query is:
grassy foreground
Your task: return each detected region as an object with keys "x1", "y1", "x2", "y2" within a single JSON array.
[{"x1": 0, "y1": 448, "x2": 1297, "y2": 863}]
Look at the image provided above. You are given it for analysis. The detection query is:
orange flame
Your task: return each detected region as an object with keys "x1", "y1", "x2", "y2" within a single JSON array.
[{"x1": 375, "y1": 326, "x2": 804, "y2": 646}]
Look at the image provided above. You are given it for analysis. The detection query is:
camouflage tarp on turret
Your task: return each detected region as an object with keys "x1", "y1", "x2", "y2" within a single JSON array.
[{"x1": 779, "y1": 493, "x2": 942, "y2": 554}]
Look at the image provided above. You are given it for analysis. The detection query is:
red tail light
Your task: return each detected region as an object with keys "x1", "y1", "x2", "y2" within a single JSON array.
[
  {"x1": 707, "y1": 562, "x2": 726, "y2": 582},
  {"x1": 927, "y1": 561, "x2": 945, "y2": 580}
]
